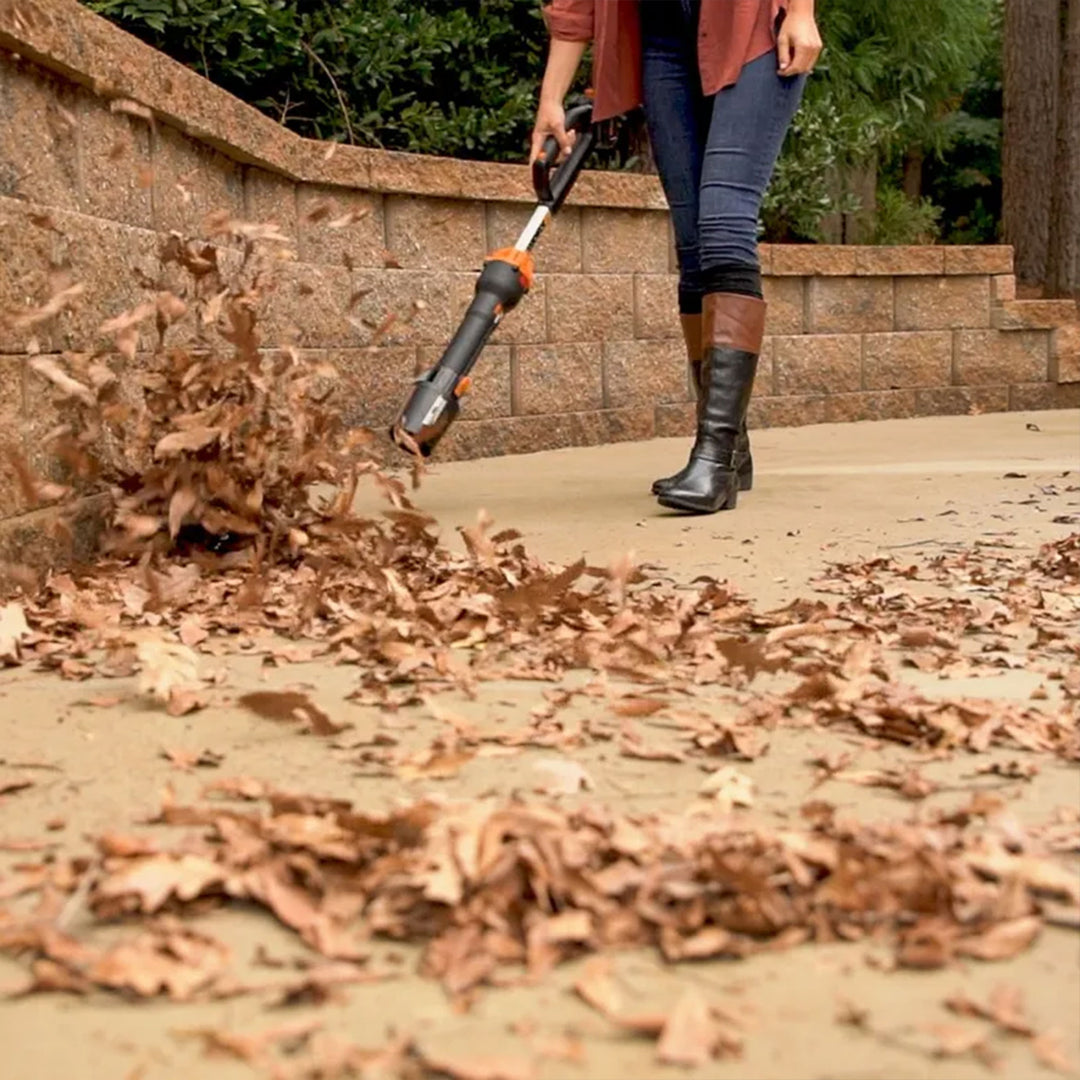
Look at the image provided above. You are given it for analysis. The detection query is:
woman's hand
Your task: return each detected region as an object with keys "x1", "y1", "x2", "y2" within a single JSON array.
[
  {"x1": 777, "y1": 5, "x2": 823, "y2": 77},
  {"x1": 530, "y1": 98, "x2": 576, "y2": 165},
  {"x1": 530, "y1": 38, "x2": 588, "y2": 163}
]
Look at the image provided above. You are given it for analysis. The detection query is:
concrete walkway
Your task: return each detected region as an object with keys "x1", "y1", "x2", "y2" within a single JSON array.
[
  {"x1": 365, "y1": 409, "x2": 1080, "y2": 607},
  {"x1": 1, "y1": 409, "x2": 1078, "y2": 1080}
]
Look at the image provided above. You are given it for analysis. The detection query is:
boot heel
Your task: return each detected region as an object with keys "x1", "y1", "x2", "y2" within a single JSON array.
[{"x1": 737, "y1": 457, "x2": 753, "y2": 492}]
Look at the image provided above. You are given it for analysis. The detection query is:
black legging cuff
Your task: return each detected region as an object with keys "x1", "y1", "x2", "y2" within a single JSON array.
[
  {"x1": 702, "y1": 264, "x2": 763, "y2": 299},
  {"x1": 678, "y1": 265, "x2": 763, "y2": 314}
]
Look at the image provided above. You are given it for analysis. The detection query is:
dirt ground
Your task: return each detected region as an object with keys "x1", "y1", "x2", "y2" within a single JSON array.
[{"x1": 2, "y1": 409, "x2": 1079, "y2": 1080}]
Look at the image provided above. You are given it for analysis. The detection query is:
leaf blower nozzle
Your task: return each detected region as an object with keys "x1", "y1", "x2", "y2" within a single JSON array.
[{"x1": 390, "y1": 103, "x2": 595, "y2": 458}]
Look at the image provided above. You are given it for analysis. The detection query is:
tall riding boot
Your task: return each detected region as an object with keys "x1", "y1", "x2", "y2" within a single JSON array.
[
  {"x1": 651, "y1": 313, "x2": 754, "y2": 497},
  {"x1": 655, "y1": 292, "x2": 765, "y2": 514}
]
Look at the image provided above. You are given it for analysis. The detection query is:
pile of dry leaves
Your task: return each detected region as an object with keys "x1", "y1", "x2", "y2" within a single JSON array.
[{"x1": 3, "y1": 781, "x2": 1077, "y2": 1003}]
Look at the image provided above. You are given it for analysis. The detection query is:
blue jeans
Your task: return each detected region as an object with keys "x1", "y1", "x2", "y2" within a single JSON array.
[{"x1": 640, "y1": 0, "x2": 806, "y2": 311}]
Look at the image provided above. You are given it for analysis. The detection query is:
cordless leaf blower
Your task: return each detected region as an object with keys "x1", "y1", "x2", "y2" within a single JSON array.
[{"x1": 390, "y1": 103, "x2": 596, "y2": 457}]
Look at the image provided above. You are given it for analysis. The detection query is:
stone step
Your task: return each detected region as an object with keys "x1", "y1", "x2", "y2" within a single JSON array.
[{"x1": 992, "y1": 298, "x2": 1080, "y2": 331}]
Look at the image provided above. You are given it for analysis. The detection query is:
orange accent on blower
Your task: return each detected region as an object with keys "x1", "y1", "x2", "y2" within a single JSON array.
[{"x1": 487, "y1": 247, "x2": 535, "y2": 291}]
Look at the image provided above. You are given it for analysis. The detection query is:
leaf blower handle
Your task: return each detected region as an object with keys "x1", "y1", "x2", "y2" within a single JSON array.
[{"x1": 531, "y1": 103, "x2": 595, "y2": 212}]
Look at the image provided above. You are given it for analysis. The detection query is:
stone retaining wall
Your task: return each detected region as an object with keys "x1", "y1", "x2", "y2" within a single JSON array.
[{"x1": 1, "y1": 0, "x2": 1078, "y2": 556}]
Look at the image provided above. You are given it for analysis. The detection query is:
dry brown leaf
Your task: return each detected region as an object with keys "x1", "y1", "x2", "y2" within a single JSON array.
[
  {"x1": 154, "y1": 426, "x2": 221, "y2": 459},
  {"x1": 955, "y1": 916, "x2": 1042, "y2": 961},
  {"x1": 927, "y1": 1022, "x2": 990, "y2": 1058},
  {"x1": 396, "y1": 747, "x2": 475, "y2": 781},
  {"x1": 0, "y1": 603, "x2": 31, "y2": 665},
  {"x1": 95, "y1": 853, "x2": 224, "y2": 912},
  {"x1": 698, "y1": 765, "x2": 755, "y2": 807},
  {"x1": 1032, "y1": 1031, "x2": 1077, "y2": 1075},
  {"x1": 417, "y1": 1048, "x2": 535, "y2": 1080},
  {"x1": 531, "y1": 757, "x2": 594, "y2": 795},
  {"x1": 137, "y1": 640, "x2": 201, "y2": 704},
  {"x1": 237, "y1": 691, "x2": 344, "y2": 736},
  {"x1": 656, "y1": 989, "x2": 723, "y2": 1067}
]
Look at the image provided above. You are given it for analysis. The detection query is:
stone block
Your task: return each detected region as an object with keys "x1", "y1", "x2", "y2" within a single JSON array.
[
  {"x1": 384, "y1": 195, "x2": 486, "y2": 271},
  {"x1": 954, "y1": 329, "x2": 1050, "y2": 385},
  {"x1": 943, "y1": 246, "x2": 1013, "y2": 275},
  {"x1": 763, "y1": 276, "x2": 804, "y2": 334},
  {"x1": 297, "y1": 184, "x2": 383, "y2": 269},
  {"x1": 1008, "y1": 382, "x2": 1080, "y2": 411},
  {"x1": 825, "y1": 390, "x2": 918, "y2": 423},
  {"x1": 487, "y1": 203, "x2": 582, "y2": 273},
  {"x1": 243, "y1": 168, "x2": 298, "y2": 244},
  {"x1": 0, "y1": 198, "x2": 162, "y2": 355},
  {"x1": 0, "y1": 57, "x2": 80, "y2": 211},
  {"x1": 417, "y1": 343, "x2": 511, "y2": 420},
  {"x1": 0, "y1": 493, "x2": 110, "y2": 567},
  {"x1": 747, "y1": 395, "x2": 828, "y2": 429},
  {"x1": 852, "y1": 246, "x2": 944, "y2": 276},
  {"x1": 75, "y1": 86, "x2": 153, "y2": 228},
  {"x1": 863, "y1": 331, "x2": 952, "y2": 390},
  {"x1": 895, "y1": 276, "x2": 990, "y2": 331},
  {"x1": 808, "y1": 276, "x2": 892, "y2": 333},
  {"x1": 992, "y1": 299, "x2": 1079, "y2": 330},
  {"x1": 439, "y1": 407, "x2": 653, "y2": 460},
  {"x1": 581, "y1": 207, "x2": 670, "y2": 273},
  {"x1": 512, "y1": 342, "x2": 603, "y2": 415},
  {"x1": 151, "y1": 123, "x2": 245, "y2": 237},
  {"x1": 655, "y1": 401, "x2": 695, "y2": 438},
  {"x1": 991, "y1": 274, "x2": 1016, "y2": 304},
  {"x1": 634, "y1": 274, "x2": 681, "y2": 339},
  {"x1": 0, "y1": 356, "x2": 24, "y2": 516},
  {"x1": 547, "y1": 274, "x2": 634, "y2": 342},
  {"x1": 603, "y1": 339, "x2": 690, "y2": 409},
  {"x1": 774, "y1": 334, "x2": 862, "y2": 395},
  {"x1": 1051, "y1": 323, "x2": 1080, "y2": 383},
  {"x1": 771, "y1": 246, "x2": 858, "y2": 276},
  {"x1": 256, "y1": 262, "x2": 360, "y2": 350},
  {"x1": 326, "y1": 346, "x2": 420, "y2": 430},
  {"x1": 915, "y1": 386, "x2": 1009, "y2": 416},
  {"x1": 757, "y1": 337, "x2": 776, "y2": 395},
  {"x1": 346, "y1": 268, "x2": 464, "y2": 349}
]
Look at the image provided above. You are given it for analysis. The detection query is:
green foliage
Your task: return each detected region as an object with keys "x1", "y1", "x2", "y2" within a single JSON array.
[
  {"x1": 922, "y1": 0, "x2": 1003, "y2": 243},
  {"x1": 85, "y1": 0, "x2": 549, "y2": 160},
  {"x1": 764, "y1": 0, "x2": 1001, "y2": 242},
  {"x1": 870, "y1": 186, "x2": 942, "y2": 245},
  {"x1": 761, "y1": 89, "x2": 879, "y2": 242},
  {"x1": 86, "y1": 0, "x2": 1004, "y2": 244}
]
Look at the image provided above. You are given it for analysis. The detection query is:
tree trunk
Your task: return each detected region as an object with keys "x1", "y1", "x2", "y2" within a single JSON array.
[
  {"x1": 1046, "y1": 0, "x2": 1080, "y2": 298},
  {"x1": 902, "y1": 148, "x2": 924, "y2": 201},
  {"x1": 1002, "y1": 0, "x2": 1059, "y2": 291}
]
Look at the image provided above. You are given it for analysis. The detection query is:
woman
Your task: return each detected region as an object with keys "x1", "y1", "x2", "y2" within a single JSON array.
[{"x1": 532, "y1": 0, "x2": 821, "y2": 514}]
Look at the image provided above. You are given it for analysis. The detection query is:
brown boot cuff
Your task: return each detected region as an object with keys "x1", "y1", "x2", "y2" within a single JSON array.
[
  {"x1": 679, "y1": 313, "x2": 704, "y2": 363},
  {"x1": 704, "y1": 292, "x2": 767, "y2": 353}
]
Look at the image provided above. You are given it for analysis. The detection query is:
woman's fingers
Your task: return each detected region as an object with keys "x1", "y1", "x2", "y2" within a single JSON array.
[
  {"x1": 529, "y1": 104, "x2": 575, "y2": 165},
  {"x1": 778, "y1": 14, "x2": 822, "y2": 76},
  {"x1": 777, "y1": 30, "x2": 796, "y2": 73},
  {"x1": 785, "y1": 43, "x2": 821, "y2": 75}
]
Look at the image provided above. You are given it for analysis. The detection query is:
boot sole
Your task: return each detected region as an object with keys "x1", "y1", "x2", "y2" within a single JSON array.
[
  {"x1": 657, "y1": 486, "x2": 739, "y2": 514},
  {"x1": 652, "y1": 464, "x2": 753, "y2": 497}
]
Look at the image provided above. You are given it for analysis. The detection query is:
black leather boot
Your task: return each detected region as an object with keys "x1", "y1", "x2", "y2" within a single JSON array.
[
  {"x1": 652, "y1": 312, "x2": 754, "y2": 497},
  {"x1": 655, "y1": 292, "x2": 764, "y2": 515}
]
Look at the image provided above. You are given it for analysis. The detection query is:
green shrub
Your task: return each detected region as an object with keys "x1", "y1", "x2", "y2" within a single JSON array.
[
  {"x1": 85, "y1": 0, "x2": 1003, "y2": 243},
  {"x1": 86, "y1": 0, "x2": 550, "y2": 161}
]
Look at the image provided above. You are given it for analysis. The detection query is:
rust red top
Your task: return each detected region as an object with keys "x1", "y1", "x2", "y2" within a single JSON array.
[{"x1": 544, "y1": 0, "x2": 786, "y2": 121}]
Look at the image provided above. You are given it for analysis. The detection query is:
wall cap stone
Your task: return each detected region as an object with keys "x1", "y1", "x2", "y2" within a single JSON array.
[{"x1": 0, "y1": 0, "x2": 667, "y2": 209}]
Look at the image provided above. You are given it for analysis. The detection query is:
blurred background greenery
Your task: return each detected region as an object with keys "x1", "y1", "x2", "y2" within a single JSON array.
[{"x1": 85, "y1": 0, "x2": 1004, "y2": 245}]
